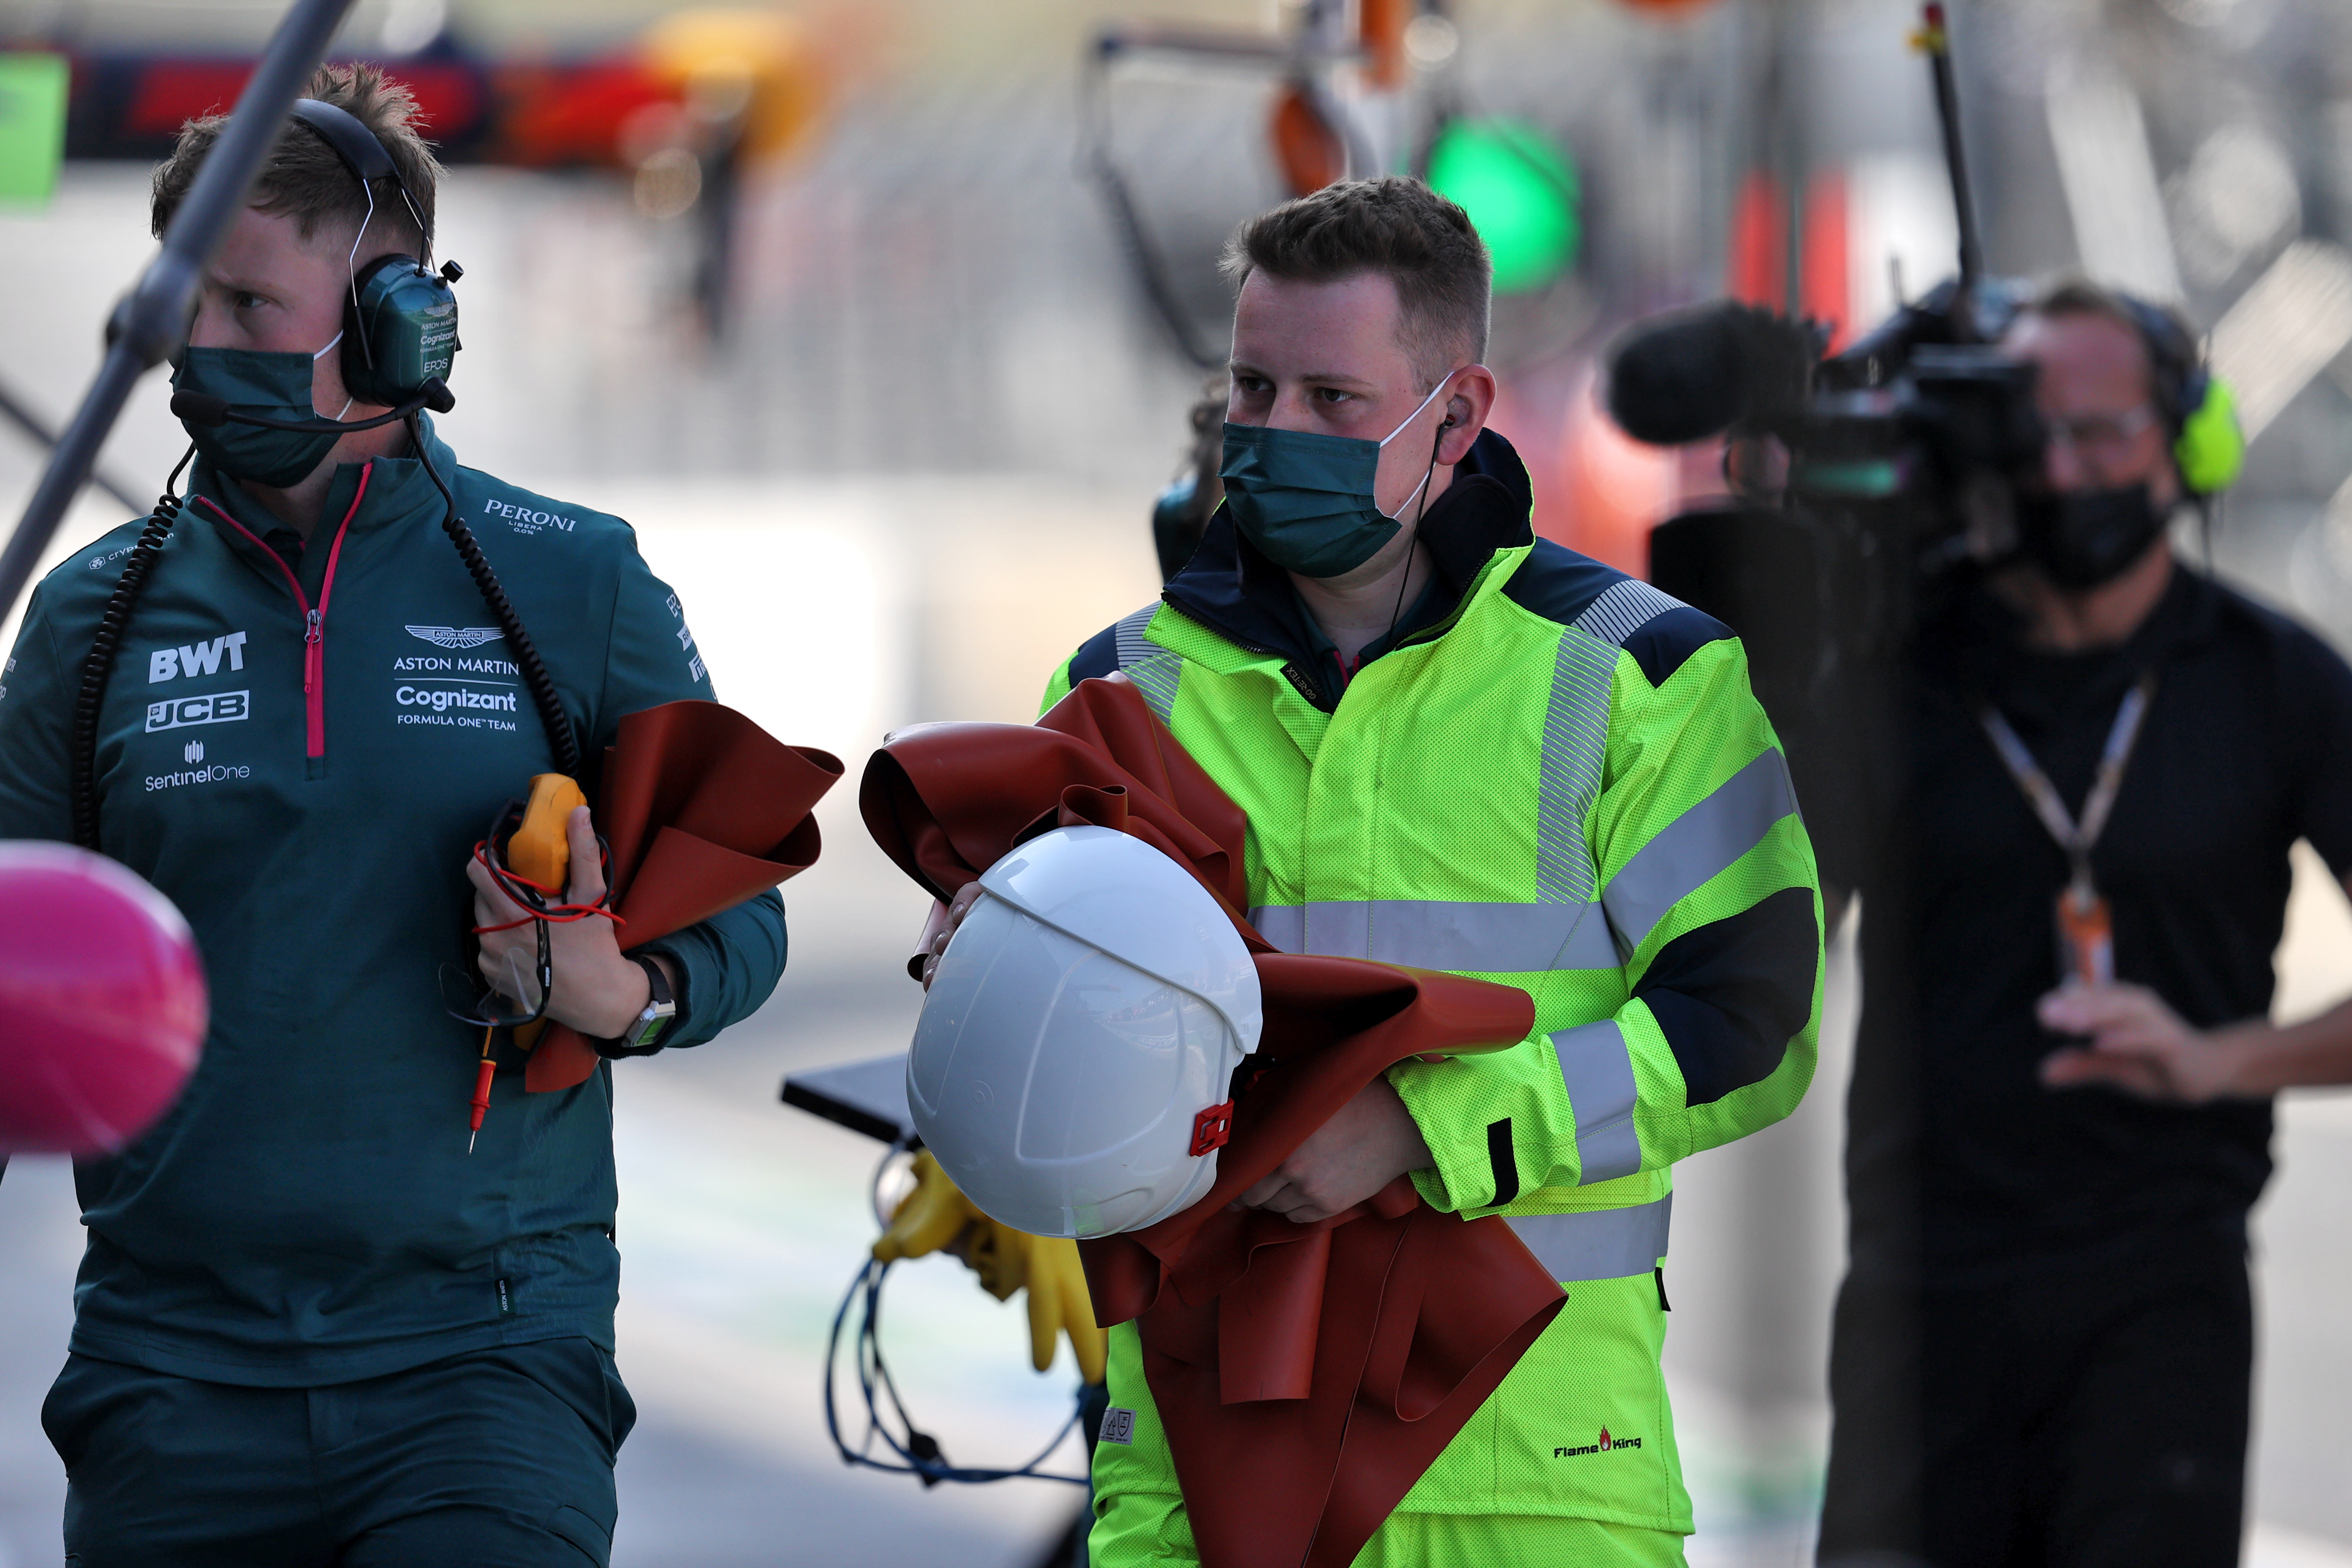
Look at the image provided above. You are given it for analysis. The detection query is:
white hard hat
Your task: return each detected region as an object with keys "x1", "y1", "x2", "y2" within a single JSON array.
[{"x1": 906, "y1": 825, "x2": 1262, "y2": 1239}]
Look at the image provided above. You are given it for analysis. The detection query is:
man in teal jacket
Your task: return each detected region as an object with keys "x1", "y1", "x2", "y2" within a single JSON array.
[{"x1": 0, "y1": 67, "x2": 784, "y2": 1565}]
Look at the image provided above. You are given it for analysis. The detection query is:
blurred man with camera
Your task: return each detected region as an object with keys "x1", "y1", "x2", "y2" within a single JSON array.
[{"x1": 1818, "y1": 281, "x2": 2352, "y2": 1567}]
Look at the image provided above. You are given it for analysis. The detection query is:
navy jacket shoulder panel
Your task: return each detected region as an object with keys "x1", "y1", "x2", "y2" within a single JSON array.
[
  {"x1": 1502, "y1": 539, "x2": 1733, "y2": 686},
  {"x1": 1623, "y1": 605, "x2": 1737, "y2": 688},
  {"x1": 1500, "y1": 537, "x2": 1632, "y2": 625},
  {"x1": 1068, "y1": 621, "x2": 1123, "y2": 684}
]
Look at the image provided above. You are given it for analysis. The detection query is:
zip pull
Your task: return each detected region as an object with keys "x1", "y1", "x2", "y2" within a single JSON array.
[
  {"x1": 304, "y1": 607, "x2": 322, "y2": 645},
  {"x1": 302, "y1": 608, "x2": 322, "y2": 696}
]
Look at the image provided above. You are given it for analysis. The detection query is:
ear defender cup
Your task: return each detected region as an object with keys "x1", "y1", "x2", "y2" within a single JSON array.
[
  {"x1": 2119, "y1": 292, "x2": 2244, "y2": 497},
  {"x1": 342, "y1": 253, "x2": 459, "y2": 408},
  {"x1": 2174, "y1": 375, "x2": 2245, "y2": 496},
  {"x1": 287, "y1": 97, "x2": 456, "y2": 408}
]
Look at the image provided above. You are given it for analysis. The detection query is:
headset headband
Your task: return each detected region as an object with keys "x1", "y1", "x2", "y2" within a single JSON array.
[{"x1": 286, "y1": 98, "x2": 429, "y2": 251}]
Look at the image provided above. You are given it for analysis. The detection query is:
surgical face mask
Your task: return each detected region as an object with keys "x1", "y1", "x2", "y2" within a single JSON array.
[
  {"x1": 169, "y1": 332, "x2": 346, "y2": 489},
  {"x1": 1219, "y1": 377, "x2": 1454, "y2": 579},
  {"x1": 2014, "y1": 484, "x2": 2168, "y2": 591}
]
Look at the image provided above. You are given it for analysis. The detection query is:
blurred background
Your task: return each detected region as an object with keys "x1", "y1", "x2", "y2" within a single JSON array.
[{"x1": 3, "y1": 0, "x2": 2352, "y2": 1563}]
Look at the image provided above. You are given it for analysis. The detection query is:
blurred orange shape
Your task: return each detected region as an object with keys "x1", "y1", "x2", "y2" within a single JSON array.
[{"x1": 638, "y1": 8, "x2": 827, "y2": 166}]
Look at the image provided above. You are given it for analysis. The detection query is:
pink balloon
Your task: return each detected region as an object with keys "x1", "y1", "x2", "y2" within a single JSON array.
[{"x1": 0, "y1": 842, "x2": 207, "y2": 1155}]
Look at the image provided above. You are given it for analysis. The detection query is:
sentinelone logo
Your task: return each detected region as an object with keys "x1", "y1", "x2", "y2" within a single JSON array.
[
  {"x1": 1555, "y1": 1428, "x2": 1642, "y2": 1458},
  {"x1": 147, "y1": 735, "x2": 250, "y2": 791}
]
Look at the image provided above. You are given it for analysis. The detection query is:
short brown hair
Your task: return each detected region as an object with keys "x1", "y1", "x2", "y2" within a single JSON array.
[
  {"x1": 1221, "y1": 176, "x2": 1491, "y2": 389},
  {"x1": 150, "y1": 63, "x2": 440, "y2": 255},
  {"x1": 2016, "y1": 277, "x2": 2202, "y2": 433}
]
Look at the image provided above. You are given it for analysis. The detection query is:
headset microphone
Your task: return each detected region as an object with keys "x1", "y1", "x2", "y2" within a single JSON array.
[{"x1": 169, "y1": 378, "x2": 452, "y2": 434}]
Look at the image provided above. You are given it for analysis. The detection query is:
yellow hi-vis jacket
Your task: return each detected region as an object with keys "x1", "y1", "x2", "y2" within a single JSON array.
[{"x1": 1041, "y1": 431, "x2": 1822, "y2": 1558}]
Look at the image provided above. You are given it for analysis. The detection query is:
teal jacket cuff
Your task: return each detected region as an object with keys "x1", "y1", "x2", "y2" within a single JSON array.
[{"x1": 639, "y1": 886, "x2": 787, "y2": 1050}]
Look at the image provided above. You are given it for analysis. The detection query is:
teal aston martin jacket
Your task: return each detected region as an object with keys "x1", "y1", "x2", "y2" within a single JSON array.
[{"x1": 0, "y1": 419, "x2": 786, "y2": 1385}]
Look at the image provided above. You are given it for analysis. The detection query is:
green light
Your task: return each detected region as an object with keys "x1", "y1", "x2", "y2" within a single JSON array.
[
  {"x1": 0, "y1": 54, "x2": 67, "y2": 207},
  {"x1": 1426, "y1": 118, "x2": 1580, "y2": 294}
]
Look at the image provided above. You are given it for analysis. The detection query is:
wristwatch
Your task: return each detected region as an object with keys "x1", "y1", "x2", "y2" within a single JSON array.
[{"x1": 597, "y1": 955, "x2": 678, "y2": 1057}]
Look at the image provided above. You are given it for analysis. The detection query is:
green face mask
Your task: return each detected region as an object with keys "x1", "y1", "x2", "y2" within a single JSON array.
[
  {"x1": 1219, "y1": 378, "x2": 1452, "y2": 579},
  {"x1": 170, "y1": 334, "x2": 347, "y2": 489}
]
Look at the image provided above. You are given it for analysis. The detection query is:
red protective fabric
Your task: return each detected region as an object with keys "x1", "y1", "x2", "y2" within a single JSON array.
[
  {"x1": 527, "y1": 701, "x2": 842, "y2": 1092},
  {"x1": 860, "y1": 677, "x2": 1566, "y2": 1568}
]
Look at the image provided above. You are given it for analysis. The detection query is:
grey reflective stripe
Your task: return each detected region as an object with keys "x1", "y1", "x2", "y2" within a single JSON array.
[
  {"x1": 1554, "y1": 1019, "x2": 1642, "y2": 1183},
  {"x1": 1507, "y1": 1193, "x2": 1673, "y2": 1282},
  {"x1": 1244, "y1": 899, "x2": 1620, "y2": 971},
  {"x1": 1601, "y1": 748, "x2": 1801, "y2": 957},
  {"x1": 1538, "y1": 629, "x2": 1616, "y2": 903},
  {"x1": 1571, "y1": 578, "x2": 1682, "y2": 647},
  {"x1": 1112, "y1": 602, "x2": 1157, "y2": 667},
  {"x1": 1111, "y1": 602, "x2": 1181, "y2": 723}
]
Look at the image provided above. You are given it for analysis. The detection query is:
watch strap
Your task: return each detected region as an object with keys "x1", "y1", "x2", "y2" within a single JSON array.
[{"x1": 593, "y1": 954, "x2": 680, "y2": 1058}]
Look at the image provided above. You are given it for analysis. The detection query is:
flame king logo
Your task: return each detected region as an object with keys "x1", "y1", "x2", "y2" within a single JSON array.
[{"x1": 1554, "y1": 1426, "x2": 1642, "y2": 1458}]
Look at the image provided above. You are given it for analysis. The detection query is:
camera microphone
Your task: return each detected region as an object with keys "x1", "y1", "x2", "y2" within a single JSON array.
[{"x1": 1603, "y1": 301, "x2": 1823, "y2": 447}]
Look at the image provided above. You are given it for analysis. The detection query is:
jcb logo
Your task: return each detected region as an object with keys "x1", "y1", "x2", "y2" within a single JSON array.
[
  {"x1": 150, "y1": 632, "x2": 247, "y2": 683},
  {"x1": 146, "y1": 690, "x2": 250, "y2": 733}
]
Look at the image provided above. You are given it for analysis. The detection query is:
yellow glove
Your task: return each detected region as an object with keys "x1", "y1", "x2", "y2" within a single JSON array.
[
  {"x1": 872, "y1": 1149, "x2": 985, "y2": 1263},
  {"x1": 873, "y1": 1151, "x2": 1110, "y2": 1384}
]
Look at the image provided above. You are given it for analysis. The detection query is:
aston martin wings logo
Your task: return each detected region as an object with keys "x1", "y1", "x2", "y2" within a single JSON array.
[{"x1": 405, "y1": 626, "x2": 504, "y2": 650}]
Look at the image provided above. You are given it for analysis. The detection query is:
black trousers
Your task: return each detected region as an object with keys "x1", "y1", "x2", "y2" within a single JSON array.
[{"x1": 1819, "y1": 1234, "x2": 2251, "y2": 1568}]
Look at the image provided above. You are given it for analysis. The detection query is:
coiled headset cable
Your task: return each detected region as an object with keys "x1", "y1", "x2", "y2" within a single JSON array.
[{"x1": 72, "y1": 444, "x2": 196, "y2": 850}]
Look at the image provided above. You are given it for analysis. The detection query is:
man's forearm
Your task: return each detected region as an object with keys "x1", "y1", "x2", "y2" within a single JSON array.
[{"x1": 2213, "y1": 996, "x2": 2352, "y2": 1094}]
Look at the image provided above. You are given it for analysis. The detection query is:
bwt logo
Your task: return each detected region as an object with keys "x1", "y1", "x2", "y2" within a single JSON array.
[
  {"x1": 146, "y1": 690, "x2": 250, "y2": 733},
  {"x1": 183, "y1": 741, "x2": 204, "y2": 764},
  {"x1": 150, "y1": 632, "x2": 247, "y2": 683}
]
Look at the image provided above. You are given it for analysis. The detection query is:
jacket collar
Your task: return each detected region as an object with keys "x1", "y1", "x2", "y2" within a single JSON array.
[{"x1": 1161, "y1": 427, "x2": 1536, "y2": 707}]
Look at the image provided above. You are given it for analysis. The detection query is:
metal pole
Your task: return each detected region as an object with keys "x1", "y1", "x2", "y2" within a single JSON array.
[
  {"x1": 1919, "y1": 2, "x2": 1984, "y2": 314},
  {"x1": 0, "y1": 0, "x2": 359, "y2": 621},
  {"x1": 0, "y1": 370, "x2": 145, "y2": 514}
]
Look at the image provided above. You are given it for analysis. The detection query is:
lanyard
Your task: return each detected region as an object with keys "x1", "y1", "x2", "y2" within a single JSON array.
[{"x1": 1975, "y1": 671, "x2": 2158, "y2": 891}]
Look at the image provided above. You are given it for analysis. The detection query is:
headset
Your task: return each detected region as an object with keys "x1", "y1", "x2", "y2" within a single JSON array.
[
  {"x1": 75, "y1": 96, "x2": 577, "y2": 851},
  {"x1": 2115, "y1": 293, "x2": 2245, "y2": 499}
]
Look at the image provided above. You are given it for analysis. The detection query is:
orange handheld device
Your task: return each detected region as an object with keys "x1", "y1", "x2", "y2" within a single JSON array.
[
  {"x1": 469, "y1": 772, "x2": 585, "y2": 1151},
  {"x1": 504, "y1": 772, "x2": 584, "y2": 1054}
]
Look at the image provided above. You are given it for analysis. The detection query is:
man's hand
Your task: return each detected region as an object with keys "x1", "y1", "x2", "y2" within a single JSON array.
[
  {"x1": 916, "y1": 882, "x2": 986, "y2": 990},
  {"x1": 1235, "y1": 1077, "x2": 1433, "y2": 1224},
  {"x1": 466, "y1": 804, "x2": 666, "y2": 1038},
  {"x1": 2037, "y1": 983, "x2": 2242, "y2": 1103}
]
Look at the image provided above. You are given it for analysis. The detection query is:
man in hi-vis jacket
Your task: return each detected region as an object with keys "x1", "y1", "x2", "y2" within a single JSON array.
[{"x1": 1026, "y1": 177, "x2": 1824, "y2": 1566}]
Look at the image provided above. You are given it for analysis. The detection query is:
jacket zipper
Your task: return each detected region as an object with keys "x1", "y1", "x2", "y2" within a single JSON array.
[{"x1": 194, "y1": 462, "x2": 372, "y2": 759}]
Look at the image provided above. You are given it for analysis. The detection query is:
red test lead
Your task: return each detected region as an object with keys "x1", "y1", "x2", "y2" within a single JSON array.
[{"x1": 468, "y1": 1035, "x2": 495, "y2": 1154}]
